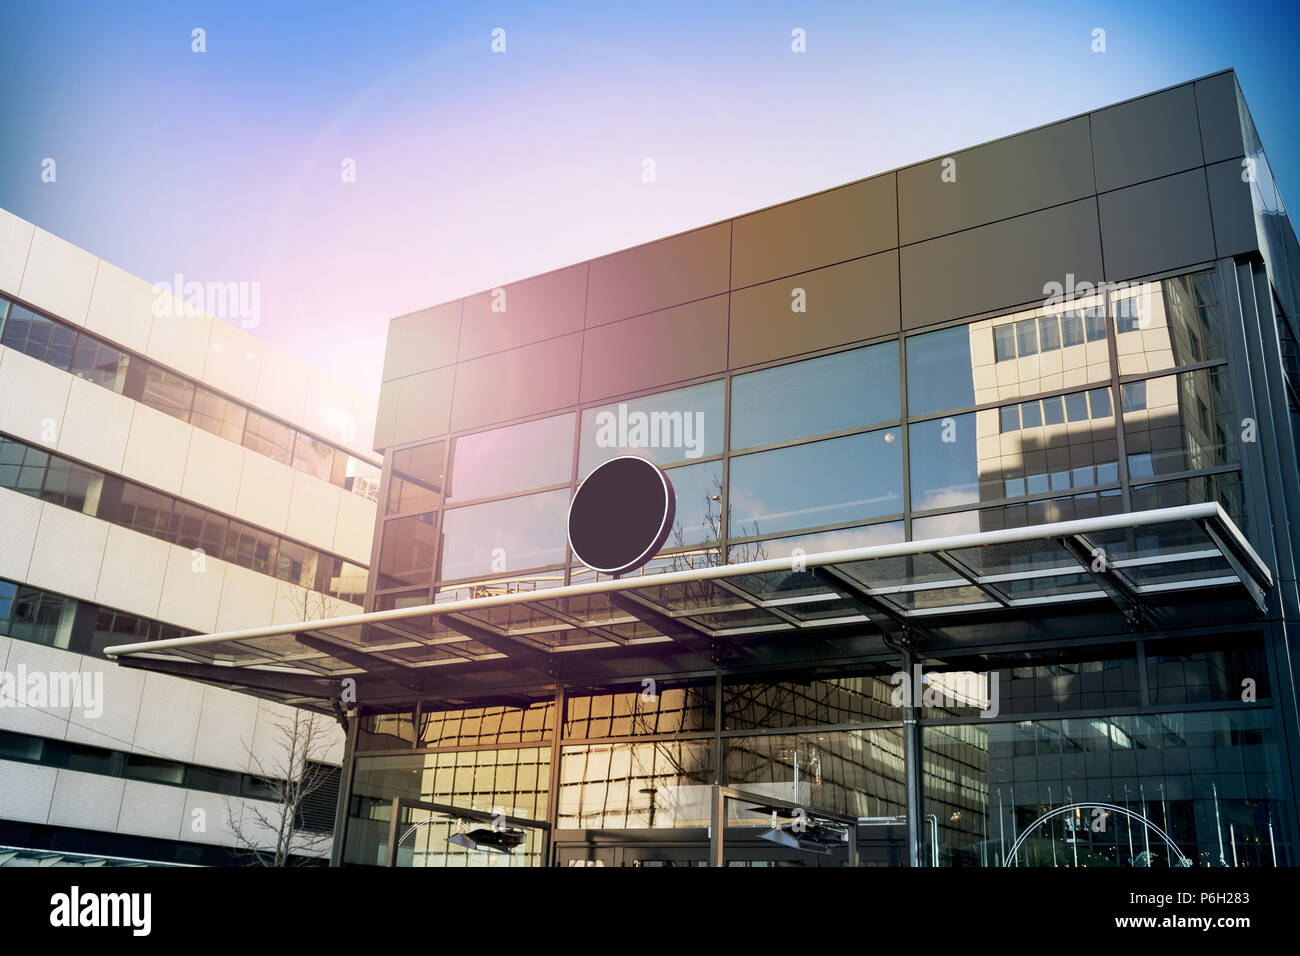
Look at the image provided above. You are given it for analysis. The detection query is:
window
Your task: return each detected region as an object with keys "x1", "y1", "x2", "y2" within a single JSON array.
[
  {"x1": 909, "y1": 413, "x2": 978, "y2": 511},
  {"x1": 906, "y1": 325, "x2": 975, "y2": 416},
  {"x1": 40, "y1": 457, "x2": 101, "y2": 513},
  {"x1": 1041, "y1": 395, "x2": 1065, "y2": 426},
  {"x1": 1038, "y1": 315, "x2": 1061, "y2": 352},
  {"x1": 1060, "y1": 311, "x2": 1085, "y2": 347},
  {"x1": 448, "y1": 413, "x2": 574, "y2": 503},
  {"x1": 1088, "y1": 386, "x2": 1113, "y2": 418},
  {"x1": 386, "y1": 441, "x2": 445, "y2": 516},
  {"x1": 274, "y1": 537, "x2": 318, "y2": 587},
  {"x1": 993, "y1": 324, "x2": 1016, "y2": 362},
  {"x1": 190, "y1": 387, "x2": 247, "y2": 443},
  {"x1": 729, "y1": 429, "x2": 903, "y2": 536},
  {"x1": 71, "y1": 335, "x2": 130, "y2": 390},
  {"x1": 378, "y1": 512, "x2": 439, "y2": 588},
  {"x1": 1014, "y1": 319, "x2": 1038, "y2": 357},
  {"x1": 171, "y1": 501, "x2": 227, "y2": 554},
  {"x1": 439, "y1": 489, "x2": 569, "y2": 581},
  {"x1": 140, "y1": 362, "x2": 195, "y2": 421},
  {"x1": 120, "y1": 484, "x2": 173, "y2": 540},
  {"x1": 1064, "y1": 391, "x2": 1090, "y2": 422},
  {"x1": 579, "y1": 381, "x2": 724, "y2": 474},
  {"x1": 293, "y1": 431, "x2": 340, "y2": 483},
  {"x1": 0, "y1": 583, "x2": 76, "y2": 648},
  {"x1": 1115, "y1": 296, "x2": 1142, "y2": 333},
  {"x1": 1121, "y1": 380, "x2": 1147, "y2": 412},
  {"x1": 1086, "y1": 308, "x2": 1107, "y2": 342},
  {"x1": 0, "y1": 306, "x2": 76, "y2": 368},
  {"x1": 999, "y1": 405, "x2": 1020, "y2": 433},
  {"x1": 1019, "y1": 400, "x2": 1042, "y2": 429},
  {"x1": 243, "y1": 410, "x2": 294, "y2": 465},
  {"x1": 661, "y1": 460, "x2": 723, "y2": 546},
  {"x1": 224, "y1": 519, "x2": 278, "y2": 573},
  {"x1": 730, "y1": 343, "x2": 900, "y2": 450}
]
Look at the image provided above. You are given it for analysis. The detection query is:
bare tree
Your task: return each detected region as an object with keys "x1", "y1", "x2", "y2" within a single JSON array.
[{"x1": 225, "y1": 584, "x2": 345, "y2": 865}]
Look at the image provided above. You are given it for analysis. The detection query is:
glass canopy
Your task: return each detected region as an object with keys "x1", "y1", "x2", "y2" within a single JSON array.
[{"x1": 105, "y1": 503, "x2": 1272, "y2": 709}]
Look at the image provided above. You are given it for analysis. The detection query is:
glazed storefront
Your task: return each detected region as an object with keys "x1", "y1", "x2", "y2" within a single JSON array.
[{"x1": 106, "y1": 503, "x2": 1294, "y2": 867}]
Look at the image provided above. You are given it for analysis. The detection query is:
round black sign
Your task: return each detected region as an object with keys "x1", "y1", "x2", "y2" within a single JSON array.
[{"x1": 567, "y1": 456, "x2": 676, "y2": 576}]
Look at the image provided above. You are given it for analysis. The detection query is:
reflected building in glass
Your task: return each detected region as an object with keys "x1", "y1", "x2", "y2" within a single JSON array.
[{"x1": 135, "y1": 70, "x2": 1300, "y2": 868}]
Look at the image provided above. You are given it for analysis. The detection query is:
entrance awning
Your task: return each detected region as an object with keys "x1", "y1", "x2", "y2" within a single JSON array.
[{"x1": 104, "y1": 503, "x2": 1273, "y2": 710}]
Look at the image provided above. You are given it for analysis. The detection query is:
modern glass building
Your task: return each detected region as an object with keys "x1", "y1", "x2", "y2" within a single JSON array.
[{"x1": 109, "y1": 70, "x2": 1300, "y2": 867}]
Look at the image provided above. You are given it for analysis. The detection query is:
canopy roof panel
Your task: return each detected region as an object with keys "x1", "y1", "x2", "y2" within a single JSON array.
[{"x1": 104, "y1": 503, "x2": 1273, "y2": 710}]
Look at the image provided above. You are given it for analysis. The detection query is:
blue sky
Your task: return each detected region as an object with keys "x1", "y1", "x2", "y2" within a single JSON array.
[{"x1": 1, "y1": 0, "x2": 1297, "y2": 392}]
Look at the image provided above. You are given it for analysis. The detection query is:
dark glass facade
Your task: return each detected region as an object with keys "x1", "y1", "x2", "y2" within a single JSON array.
[{"x1": 339, "y1": 72, "x2": 1300, "y2": 867}]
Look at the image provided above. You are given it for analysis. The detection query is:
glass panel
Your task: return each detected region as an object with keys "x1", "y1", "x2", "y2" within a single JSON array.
[
  {"x1": 558, "y1": 740, "x2": 715, "y2": 828},
  {"x1": 906, "y1": 324, "x2": 975, "y2": 416},
  {"x1": 724, "y1": 729, "x2": 906, "y2": 819},
  {"x1": 0, "y1": 585, "x2": 76, "y2": 648},
  {"x1": 0, "y1": 306, "x2": 76, "y2": 368},
  {"x1": 1146, "y1": 635, "x2": 1268, "y2": 706},
  {"x1": 274, "y1": 537, "x2": 320, "y2": 588},
  {"x1": 440, "y1": 489, "x2": 569, "y2": 581},
  {"x1": 1131, "y1": 472, "x2": 1245, "y2": 529},
  {"x1": 579, "y1": 381, "x2": 724, "y2": 474},
  {"x1": 292, "y1": 431, "x2": 337, "y2": 482},
  {"x1": 447, "y1": 413, "x2": 573, "y2": 503},
  {"x1": 140, "y1": 362, "x2": 195, "y2": 422},
  {"x1": 71, "y1": 335, "x2": 130, "y2": 391},
  {"x1": 924, "y1": 710, "x2": 1294, "y2": 867},
  {"x1": 418, "y1": 700, "x2": 555, "y2": 747},
  {"x1": 729, "y1": 428, "x2": 902, "y2": 537},
  {"x1": 120, "y1": 484, "x2": 174, "y2": 540},
  {"x1": 170, "y1": 500, "x2": 227, "y2": 554},
  {"x1": 1122, "y1": 367, "x2": 1237, "y2": 477},
  {"x1": 378, "y1": 512, "x2": 438, "y2": 588},
  {"x1": 189, "y1": 387, "x2": 247, "y2": 443},
  {"x1": 908, "y1": 296, "x2": 1109, "y2": 416},
  {"x1": 730, "y1": 342, "x2": 900, "y2": 450},
  {"x1": 386, "y1": 441, "x2": 445, "y2": 515},
  {"x1": 1115, "y1": 271, "x2": 1225, "y2": 376},
  {"x1": 662, "y1": 459, "x2": 723, "y2": 548},
  {"x1": 565, "y1": 681, "x2": 714, "y2": 738},
  {"x1": 243, "y1": 410, "x2": 294, "y2": 465},
  {"x1": 724, "y1": 672, "x2": 896, "y2": 729},
  {"x1": 223, "y1": 519, "x2": 278, "y2": 574},
  {"x1": 345, "y1": 455, "x2": 382, "y2": 501},
  {"x1": 912, "y1": 488, "x2": 1124, "y2": 539}
]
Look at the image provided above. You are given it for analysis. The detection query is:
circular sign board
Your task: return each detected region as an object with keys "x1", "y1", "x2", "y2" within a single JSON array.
[{"x1": 568, "y1": 456, "x2": 676, "y2": 576}]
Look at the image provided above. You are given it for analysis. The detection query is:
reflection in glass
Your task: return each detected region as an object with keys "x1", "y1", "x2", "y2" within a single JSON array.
[
  {"x1": 731, "y1": 342, "x2": 899, "y2": 450},
  {"x1": 190, "y1": 387, "x2": 247, "y2": 443},
  {"x1": 1122, "y1": 367, "x2": 1236, "y2": 479},
  {"x1": 923, "y1": 709, "x2": 1293, "y2": 866},
  {"x1": 440, "y1": 489, "x2": 569, "y2": 580},
  {"x1": 386, "y1": 441, "x2": 446, "y2": 515},
  {"x1": 565, "y1": 682, "x2": 714, "y2": 738},
  {"x1": 378, "y1": 512, "x2": 438, "y2": 587},
  {"x1": 579, "y1": 381, "x2": 724, "y2": 474},
  {"x1": 1115, "y1": 270, "x2": 1225, "y2": 376},
  {"x1": 558, "y1": 740, "x2": 715, "y2": 828},
  {"x1": 662, "y1": 460, "x2": 723, "y2": 548},
  {"x1": 448, "y1": 413, "x2": 574, "y2": 503},
  {"x1": 729, "y1": 429, "x2": 903, "y2": 536},
  {"x1": 724, "y1": 729, "x2": 905, "y2": 818}
]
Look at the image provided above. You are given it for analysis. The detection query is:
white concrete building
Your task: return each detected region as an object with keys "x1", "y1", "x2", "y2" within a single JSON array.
[{"x1": 0, "y1": 208, "x2": 378, "y2": 864}]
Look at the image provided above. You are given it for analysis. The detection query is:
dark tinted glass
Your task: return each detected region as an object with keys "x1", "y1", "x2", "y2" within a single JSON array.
[
  {"x1": 730, "y1": 343, "x2": 900, "y2": 450},
  {"x1": 224, "y1": 519, "x2": 277, "y2": 573},
  {"x1": 120, "y1": 484, "x2": 173, "y2": 539}
]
